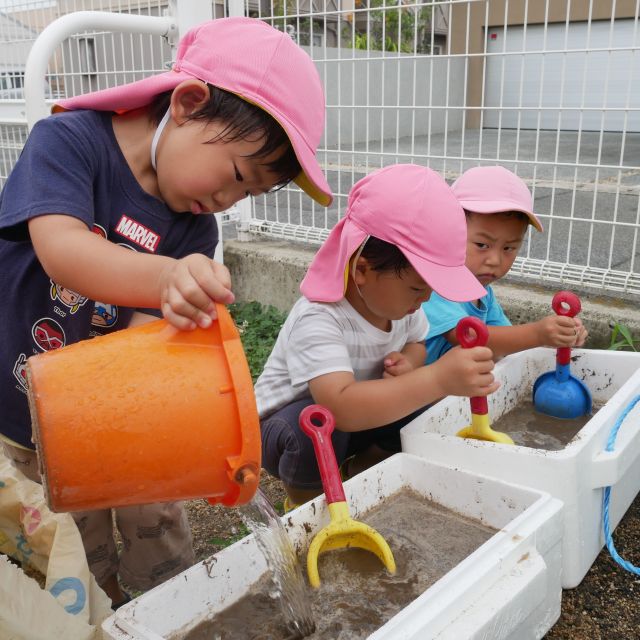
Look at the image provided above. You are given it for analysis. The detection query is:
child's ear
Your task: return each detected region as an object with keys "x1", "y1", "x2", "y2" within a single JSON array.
[
  {"x1": 170, "y1": 79, "x2": 211, "y2": 122},
  {"x1": 352, "y1": 256, "x2": 370, "y2": 285}
]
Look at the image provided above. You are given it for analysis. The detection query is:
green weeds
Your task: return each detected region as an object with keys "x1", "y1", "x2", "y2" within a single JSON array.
[
  {"x1": 229, "y1": 301, "x2": 287, "y2": 381},
  {"x1": 608, "y1": 321, "x2": 639, "y2": 352}
]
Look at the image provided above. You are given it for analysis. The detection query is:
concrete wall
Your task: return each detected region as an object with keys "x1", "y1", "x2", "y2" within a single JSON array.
[{"x1": 224, "y1": 238, "x2": 640, "y2": 350}]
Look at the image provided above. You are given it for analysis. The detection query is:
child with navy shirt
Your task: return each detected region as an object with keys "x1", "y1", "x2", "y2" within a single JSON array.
[{"x1": 0, "y1": 18, "x2": 331, "y2": 607}]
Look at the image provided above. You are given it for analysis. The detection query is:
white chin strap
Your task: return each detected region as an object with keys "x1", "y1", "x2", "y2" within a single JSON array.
[
  {"x1": 150, "y1": 109, "x2": 171, "y2": 171},
  {"x1": 351, "y1": 235, "x2": 370, "y2": 299}
]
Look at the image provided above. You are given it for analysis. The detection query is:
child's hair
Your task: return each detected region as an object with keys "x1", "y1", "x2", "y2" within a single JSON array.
[
  {"x1": 464, "y1": 209, "x2": 529, "y2": 225},
  {"x1": 150, "y1": 86, "x2": 301, "y2": 189},
  {"x1": 53, "y1": 18, "x2": 332, "y2": 205},
  {"x1": 359, "y1": 236, "x2": 411, "y2": 276}
]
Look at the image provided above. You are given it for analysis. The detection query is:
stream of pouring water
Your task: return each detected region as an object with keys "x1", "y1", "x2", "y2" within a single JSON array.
[{"x1": 239, "y1": 488, "x2": 316, "y2": 639}]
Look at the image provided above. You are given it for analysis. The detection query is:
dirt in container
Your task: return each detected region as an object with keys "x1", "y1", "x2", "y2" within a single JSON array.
[
  {"x1": 490, "y1": 399, "x2": 599, "y2": 451},
  {"x1": 184, "y1": 488, "x2": 496, "y2": 640}
]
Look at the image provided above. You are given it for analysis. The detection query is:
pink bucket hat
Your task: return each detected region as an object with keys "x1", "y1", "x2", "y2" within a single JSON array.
[
  {"x1": 300, "y1": 164, "x2": 486, "y2": 303},
  {"x1": 452, "y1": 166, "x2": 543, "y2": 232},
  {"x1": 53, "y1": 17, "x2": 332, "y2": 206}
]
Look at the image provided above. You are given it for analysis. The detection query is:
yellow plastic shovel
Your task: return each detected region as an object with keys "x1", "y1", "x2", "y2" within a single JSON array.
[
  {"x1": 299, "y1": 404, "x2": 396, "y2": 588},
  {"x1": 455, "y1": 317, "x2": 514, "y2": 445}
]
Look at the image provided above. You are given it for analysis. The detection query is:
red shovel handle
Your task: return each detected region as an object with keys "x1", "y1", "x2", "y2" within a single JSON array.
[
  {"x1": 456, "y1": 317, "x2": 489, "y2": 415},
  {"x1": 552, "y1": 291, "x2": 581, "y2": 318},
  {"x1": 299, "y1": 405, "x2": 346, "y2": 504},
  {"x1": 456, "y1": 316, "x2": 489, "y2": 348},
  {"x1": 551, "y1": 291, "x2": 581, "y2": 365}
]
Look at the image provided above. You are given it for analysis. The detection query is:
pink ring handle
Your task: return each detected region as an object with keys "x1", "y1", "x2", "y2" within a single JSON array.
[
  {"x1": 552, "y1": 291, "x2": 581, "y2": 318},
  {"x1": 299, "y1": 405, "x2": 345, "y2": 504},
  {"x1": 456, "y1": 316, "x2": 489, "y2": 348}
]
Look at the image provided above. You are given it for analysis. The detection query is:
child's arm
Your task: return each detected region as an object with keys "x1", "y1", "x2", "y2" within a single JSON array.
[
  {"x1": 28, "y1": 214, "x2": 234, "y2": 330},
  {"x1": 382, "y1": 342, "x2": 426, "y2": 378},
  {"x1": 308, "y1": 344, "x2": 498, "y2": 431},
  {"x1": 442, "y1": 315, "x2": 588, "y2": 359}
]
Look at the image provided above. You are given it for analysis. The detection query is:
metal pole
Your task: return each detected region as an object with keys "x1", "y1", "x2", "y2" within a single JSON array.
[
  {"x1": 24, "y1": 11, "x2": 176, "y2": 129},
  {"x1": 225, "y1": 0, "x2": 253, "y2": 242}
]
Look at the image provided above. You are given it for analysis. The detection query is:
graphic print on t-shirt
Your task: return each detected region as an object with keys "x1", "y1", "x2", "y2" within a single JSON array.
[
  {"x1": 92, "y1": 223, "x2": 107, "y2": 238},
  {"x1": 92, "y1": 302, "x2": 117, "y2": 328},
  {"x1": 50, "y1": 280, "x2": 89, "y2": 315},
  {"x1": 114, "y1": 214, "x2": 160, "y2": 252},
  {"x1": 32, "y1": 317, "x2": 65, "y2": 351},
  {"x1": 12, "y1": 353, "x2": 28, "y2": 392}
]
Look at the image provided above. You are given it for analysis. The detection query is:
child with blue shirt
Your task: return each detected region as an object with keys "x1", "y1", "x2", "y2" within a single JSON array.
[{"x1": 423, "y1": 166, "x2": 588, "y2": 364}]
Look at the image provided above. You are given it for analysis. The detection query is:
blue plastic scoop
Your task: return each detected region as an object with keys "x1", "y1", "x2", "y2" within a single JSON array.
[{"x1": 532, "y1": 291, "x2": 592, "y2": 419}]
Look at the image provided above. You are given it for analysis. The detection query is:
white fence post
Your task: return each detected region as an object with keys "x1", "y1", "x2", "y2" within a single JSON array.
[
  {"x1": 227, "y1": 0, "x2": 253, "y2": 242},
  {"x1": 167, "y1": 0, "x2": 214, "y2": 46}
]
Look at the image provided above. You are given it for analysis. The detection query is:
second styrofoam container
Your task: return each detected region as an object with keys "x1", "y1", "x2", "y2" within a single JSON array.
[
  {"x1": 102, "y1": 453, "x2": 563, "y2": 640},
  {"x1": 401, "y1": 347, "x2": 640, "y2": 588}
]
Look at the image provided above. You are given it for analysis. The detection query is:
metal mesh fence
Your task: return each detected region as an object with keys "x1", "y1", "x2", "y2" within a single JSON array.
[{"x1": 0, "y1": 0, "x2": 638, "y2": 295}]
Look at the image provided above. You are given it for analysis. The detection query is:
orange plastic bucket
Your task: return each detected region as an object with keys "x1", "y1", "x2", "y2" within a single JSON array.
[{"x1": 27, "y1": 304, "x2": 260, "y2": 512}]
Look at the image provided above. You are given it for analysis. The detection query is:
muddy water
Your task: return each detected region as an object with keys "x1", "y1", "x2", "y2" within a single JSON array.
[
  {"x1": 239, "y1": 489, "x2": 315, "y2": 637},
  {"x1": 490, "y1": 400, "x2": 598, "y2": 450},
  {"x1": 185, "y1": 489, "x2": 496, "y2": 640}
]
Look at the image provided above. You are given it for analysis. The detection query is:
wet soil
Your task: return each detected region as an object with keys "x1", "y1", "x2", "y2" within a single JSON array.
[{"x1": 185, "y1": 488, "x2": 495, "y2": 640}]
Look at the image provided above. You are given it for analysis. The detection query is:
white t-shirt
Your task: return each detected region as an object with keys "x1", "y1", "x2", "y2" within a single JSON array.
[{"x1": 255, "y1": 297, "x2": 429, "y2": 418}]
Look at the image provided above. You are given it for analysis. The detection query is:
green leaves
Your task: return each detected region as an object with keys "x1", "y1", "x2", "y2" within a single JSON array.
[
  {"x1": 609, "y1": 321, "x2": 639, "y2": 352},
  {"x1": 229, "y1": 302, "x2": 287, "y2": 381},
  {"x1": 208, "y1": 523, "x2": 250, "y2": 548}
]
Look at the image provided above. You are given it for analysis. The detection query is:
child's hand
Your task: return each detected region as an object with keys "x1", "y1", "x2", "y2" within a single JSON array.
[
  {"x1": 382, "y1": 351, "x2": 414, "y2": 378},
  {"x1": 158, "y1": 255, "x2": 235, "y2": 330},
  {"x1": 535, "y1": 314, "x2": 588, "y2": 348},
  {"x1": 573, "y1": 318, "x2": 588, "y2": 347},
  {"x1": 434, "y1": 346, "x2": 499, "y2": 398}
]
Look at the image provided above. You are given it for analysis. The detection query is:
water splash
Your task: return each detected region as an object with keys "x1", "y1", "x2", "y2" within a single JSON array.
[{"x1": 239, "y1": 488, "x2": 315, "y2": 638}]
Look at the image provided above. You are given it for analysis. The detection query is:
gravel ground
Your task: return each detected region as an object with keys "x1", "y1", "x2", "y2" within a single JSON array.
[{"x1": 185, "y1": 472, "x2": 640, "y2": 640}]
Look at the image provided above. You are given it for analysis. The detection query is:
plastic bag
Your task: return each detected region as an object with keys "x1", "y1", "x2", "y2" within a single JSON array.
[{"x1": 0, "y1": 448, "x2": 112, "y2": 640}]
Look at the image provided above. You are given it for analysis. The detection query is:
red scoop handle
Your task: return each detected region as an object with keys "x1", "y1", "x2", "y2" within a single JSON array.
[
  {"x1": 552, "y1": 291, "x2": 581, "y2": 317},
  {"x1": 456, "y1": 316, "x2": 489, "y2": 348},
  {"x1": 456, "y1": 316, "x2": 489, "y2": 415},
  {"x1": 299, "y1": 405, "x2": 346, "y2": 504},
  {"x1": 551, "y1": 291, "x2": 581, "y2": 365}
]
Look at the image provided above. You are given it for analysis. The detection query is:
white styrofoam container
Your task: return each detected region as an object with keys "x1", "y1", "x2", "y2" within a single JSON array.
[
  {"x1": 401, "y1": 347, "x2": 640, "y2": 589},
  {"x1": 102, "y1": 453, "x2": 563, "y2": 640}
]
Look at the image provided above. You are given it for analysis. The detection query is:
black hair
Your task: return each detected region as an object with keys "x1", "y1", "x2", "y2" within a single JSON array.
[
  {"x1": 465, "y1": 209, "x2": 528, "y2": 224},
  {"x1": 359, "y1": 236, "x2": 411, "y2": 275},
  {"x1": 149, "y1": 85, "x2": 301, "y2": 189}
]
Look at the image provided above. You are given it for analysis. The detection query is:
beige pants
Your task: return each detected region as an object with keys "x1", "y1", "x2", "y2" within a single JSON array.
[{"x1": 2, "y1": 442, "x2": 195, "y2": 591}]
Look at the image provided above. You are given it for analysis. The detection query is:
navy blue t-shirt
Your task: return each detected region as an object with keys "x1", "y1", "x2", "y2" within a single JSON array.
[{"x1": 0, "y1": 110, "x2": 218, "y2": 448}]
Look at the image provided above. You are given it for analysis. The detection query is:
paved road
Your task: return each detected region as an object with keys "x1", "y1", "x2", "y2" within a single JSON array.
[{"x1": 248, "y1": 129, "x2": 640, "y2": 278}]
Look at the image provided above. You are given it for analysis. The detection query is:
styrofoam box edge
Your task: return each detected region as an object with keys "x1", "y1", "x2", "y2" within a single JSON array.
[{"x1": 103, "y1": 453, "x2": 563, "y2": 640}]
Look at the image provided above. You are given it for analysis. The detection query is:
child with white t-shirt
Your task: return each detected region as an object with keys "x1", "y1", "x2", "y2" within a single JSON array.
[{"x1": 254, "y1": 164, "x2": 499, "y2": 507}]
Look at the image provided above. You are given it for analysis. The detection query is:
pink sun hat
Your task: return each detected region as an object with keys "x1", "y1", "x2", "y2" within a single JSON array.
[
  {"x1": 300, "y1": 164, "x2": 486, "y2": 303},
  {"x1": 53, "y1": 17, "x2": 332, "y2": 207},
  {"x1": 452, "y1": 166, "x2": 543, "y2": 232}
]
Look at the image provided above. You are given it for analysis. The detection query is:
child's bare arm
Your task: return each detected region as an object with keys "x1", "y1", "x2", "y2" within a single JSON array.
[
  {"x1": 382, "y1": 342, "x2": 426, "y2": 378},
  {"x1": 309, "y1": 345, "x2": 498, "y2": 431},
  {"x1": 443, "y1": 315, "x2": 588, "y2": 359},
  {"x1": 28, "y1": 214, "x2": 234, "y2": 330}
]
